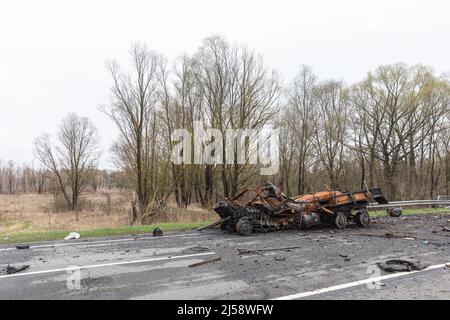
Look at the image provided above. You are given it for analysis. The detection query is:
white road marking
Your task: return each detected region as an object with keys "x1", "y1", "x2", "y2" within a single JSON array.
[
  {"x1": 273, "y1": 262, "x2": 449, "y2": 300},
  {"x1": 0, "y1": 232, "x2": 210, "y2": 252},
  {"x1": 0, "y1": 252, "x2": 216, "y2": 279}
]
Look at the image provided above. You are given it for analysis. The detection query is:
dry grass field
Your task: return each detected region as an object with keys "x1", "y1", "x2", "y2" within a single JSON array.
[{"x1": 0, "y1": 190, "x2": 215, "y2": 236}]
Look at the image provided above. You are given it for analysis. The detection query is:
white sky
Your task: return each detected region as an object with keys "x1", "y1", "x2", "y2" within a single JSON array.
[{"x1": 1, "y1": 0, "x2": 449, "y2": 169}]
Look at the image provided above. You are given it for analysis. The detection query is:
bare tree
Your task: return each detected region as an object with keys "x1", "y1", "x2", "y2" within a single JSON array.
[
  {"x1": 192, "y1": 36, "x2": 280, "y2": 199},
  {"x1": 349, "y1": 64, "x2": 449, "y2": 199},
  {"x1": 161, "y1": 55, "x2": 200, "y2": 208},
  {"x1": 34, "y1": 113, "x2": 100, "y2": 219},
  {"x1": 103, "y1": 43, "x2": 172, "y2": 224},
  {"x1": 5, "y1": 160, "x2": 16, "y2": 194},
  {"x1": 438, "y1": 123, "x2": 450, "y2": 197},
  {"x1": 312, "y1": 80, "x2": 349, "y2": 189},
  {"x1": 285, "y1": 66, "x2": 317, "y2": 194}
]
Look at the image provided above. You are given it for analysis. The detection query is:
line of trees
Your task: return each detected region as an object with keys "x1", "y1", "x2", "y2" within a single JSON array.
[
  {"x1": 3, "y1": 35, "x2": 448, "y2": 225},
  {"x1": 101, "y1": 37, "x2": 283, "y2": 223},
  {"x1": 280, "y1": 64, "x2": 450, "y2": 201},
  {"x1": 101, "y1": 36, "x2": 450, "y2": 223},
  {"x1": 0, "y1": 160, "x2": 126, "y2": 194},
  {"x1": 0, "y1": 160, "x2": 46, "y2": 194}
]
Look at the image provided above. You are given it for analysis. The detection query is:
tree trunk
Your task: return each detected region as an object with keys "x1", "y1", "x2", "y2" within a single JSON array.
[
  {"x1": 408, "y1": 135, "x2": 416, "y2": 198},
  {"x1": 446, "y1": 152, "x2": 450, "y2": 197},
  {"x1": 297, "y1": 161, "x2": 305, "y2": 195},
  {"x1": 204, "y1": 165, "x2": 213, "y2": 208},
  {"x1": 231, "y1": 165, "x2": 239, "y2": 197},
  {"x1": 368, "y1": 153, "x2": 375, "y2": 187},
  {"x1": 384, "y1": 163, "x2": 397, "y2": 201},
  {"x1": 360, "y1": 156, "x2": 365, "y2": 190},
  {"x1": 221, "y1": 165, "x2": 229, "y2": 198},
  {"x1": 429, "y1": 142, "x2": 436, "y2": 199}
]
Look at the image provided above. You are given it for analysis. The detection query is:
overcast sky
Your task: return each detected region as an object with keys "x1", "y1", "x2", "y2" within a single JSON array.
[{"x1": 1, "y1": 0, "x2": 449, "y2": 169}]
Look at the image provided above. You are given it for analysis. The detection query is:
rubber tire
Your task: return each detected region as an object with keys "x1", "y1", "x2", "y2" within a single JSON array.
[
  {"x1": 226, "y1": 223, "x2": 236, "y2": 233},
  {"x1": 388, "y1": 207, "x2": 403, "y2": 217},
  {"x1": 334, "y1": 212, "x2": 348, "y2": 229},
  {"x1": 356, "y1": 211, "x2": 370, "y2": 228},
  {"x1": 236, "y1": 220, "x2": 253, "y2": 236}
]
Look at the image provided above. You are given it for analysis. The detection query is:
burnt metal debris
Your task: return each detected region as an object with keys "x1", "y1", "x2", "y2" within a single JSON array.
[
  {"x1": 15, "y1": 245, "x2": 30, "y2": 250},
  {"x1": 377, "y1": 259, "x2": 429, "y2": 272},
  {"x1": 188, "y1": 256, "x2": 221, "y2": 268},
  {"x1": 208, "y1": 182, "x2": 388, "y2": 236},
  {"x1": 152, "y1": 228, "x2": 163, "y2": 237},
  {"x1": 6, "y1": 265, "x2": 30, "y2": 274}
]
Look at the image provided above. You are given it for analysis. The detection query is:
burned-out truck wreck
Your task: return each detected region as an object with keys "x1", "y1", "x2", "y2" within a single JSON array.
[{"x1": 208, "y1": 183, "x2": 388, "y2": 236}]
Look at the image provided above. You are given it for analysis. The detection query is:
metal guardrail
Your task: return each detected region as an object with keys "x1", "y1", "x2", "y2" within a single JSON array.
[{"x1": 369, "y1": 199, "x2": 450, "y2": 209}]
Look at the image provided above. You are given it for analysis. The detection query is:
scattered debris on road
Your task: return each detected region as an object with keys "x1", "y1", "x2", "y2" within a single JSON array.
[
  {"x1": 354, "y1": 232, "x2": 417, "y2": 240},
  {"x1": 188, "y1": 246, "x2": 210, "y2": 252},
  {"x1": 274, "y1": 257, "x2": 286, "y2": 261},
  {"x1": 237, "y1": 245, "x2": 303, "y2": 255},
  {"x1": 152, "y1": 228, "x2": 163, "y2": 237},
  {"x1": 16, "y1": 245, "x2": 30, "y2": 250},
  {"x1": 6, "y1": 265, "x2": 30, "y2": 274},
  {"x1": 64, "y1": 232, "x2": 80, "y2": 240},
  {"x1": 377, "y1": 259, "x2": 429, "y2": 272},
  {"x1": 188, "y1": 256, "x2": 221, "y2": 267}
]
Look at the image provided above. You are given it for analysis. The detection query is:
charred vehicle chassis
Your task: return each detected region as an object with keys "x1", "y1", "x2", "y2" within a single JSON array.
[{"x1": 209, "y1": 183, "x2": 388, "y2": 236}]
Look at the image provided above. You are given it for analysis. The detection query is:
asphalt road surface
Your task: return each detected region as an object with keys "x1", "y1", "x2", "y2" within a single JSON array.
[{"x1": 0, "y1": 214, "x2": 449, "y2": 300}]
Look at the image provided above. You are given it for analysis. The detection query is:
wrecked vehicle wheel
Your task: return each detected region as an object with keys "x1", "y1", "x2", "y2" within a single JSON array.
[
  {"x1": 356, "y1": 211, "x2": 370, "y2": 227},
  {"x1": 236, "y1": 220, "x2": 253, "y2": 236},
  {"x1": 334, "y1": 212, "x2": 348, "y2": 229},
  {"x1": 226, "y1": 223, "x2": 236, "y2": 233},
  {"x1": 388, "y1": 207, "x2": 403, "y2": 217}
]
